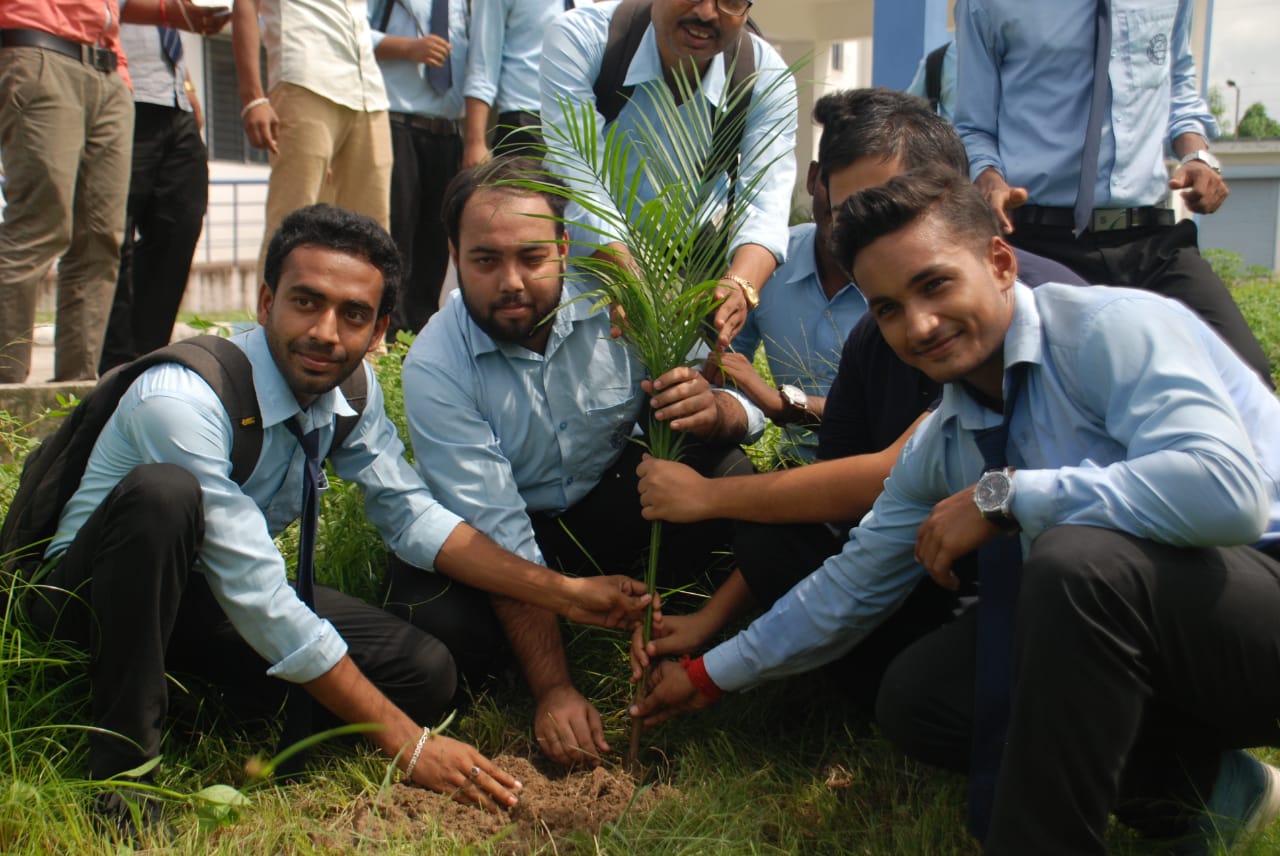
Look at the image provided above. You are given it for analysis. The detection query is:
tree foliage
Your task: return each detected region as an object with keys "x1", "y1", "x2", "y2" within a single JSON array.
[{"x1": 1238, "y1": 102, "x2": 1280, "y2": 139}]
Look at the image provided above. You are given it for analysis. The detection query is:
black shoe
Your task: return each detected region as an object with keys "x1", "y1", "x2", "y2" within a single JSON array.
[{"x1": 92, "y1": 790, "x2": 170, "y2": 843}]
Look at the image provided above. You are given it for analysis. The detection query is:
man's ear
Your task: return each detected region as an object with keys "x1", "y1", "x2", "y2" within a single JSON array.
[
  {"x1": 257, "y1": 282, "x2": 274, "y2": 326},
  {"x1": 448, "y1": 240, "x2": 459, "y2": 267},
  {"x1": 989, "y1": 235, "x2": 1018, "y2": 288},
  {"x1": 805, "y1": 160, "x2": 820, "y2": 198},
  {"x1": 368, "y1": 315, "x2": 391, "y2": 352}
]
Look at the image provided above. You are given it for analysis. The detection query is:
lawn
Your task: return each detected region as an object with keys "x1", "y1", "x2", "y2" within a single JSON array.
[{"x1": 2, "y1": 267, "x2": 1278, "y2": 855}]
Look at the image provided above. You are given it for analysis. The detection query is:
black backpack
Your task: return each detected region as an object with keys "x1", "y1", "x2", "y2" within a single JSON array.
[
  {"x1": 0, "y1": 335, "x2": 367, "y2": 580},
  {"x1": 592, "y1": 0, "x2": 761, "y2": 167}
]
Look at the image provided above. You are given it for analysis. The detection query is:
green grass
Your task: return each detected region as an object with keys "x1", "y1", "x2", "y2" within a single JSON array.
[{"x1": 2, "y1": 278, "x2": 1280, "y2": 854}]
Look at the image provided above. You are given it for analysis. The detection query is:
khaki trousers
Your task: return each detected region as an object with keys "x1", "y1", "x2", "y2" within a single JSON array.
[
  {"x1": 256, "y1": 83, "x2": 392, "y2": 281},
  {"x1": 0, "y1": 47, "x2": 133, "y2": 383}
]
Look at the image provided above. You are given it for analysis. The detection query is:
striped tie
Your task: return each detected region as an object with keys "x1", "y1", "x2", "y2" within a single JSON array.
[{"x1": 158, "y1": 27, "x2": 184, "y2": 67}]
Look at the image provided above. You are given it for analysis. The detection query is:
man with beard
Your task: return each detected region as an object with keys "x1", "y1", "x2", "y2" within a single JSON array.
[
  {"x1": 396, "y1": 156, "x2": 763, "y2": 770},
  {"x1": 539, "y1": 0, "x2": 797, "y2": 348},
  {"x1": 28, "y1": 204, "x2": 656, "y2": 832}
]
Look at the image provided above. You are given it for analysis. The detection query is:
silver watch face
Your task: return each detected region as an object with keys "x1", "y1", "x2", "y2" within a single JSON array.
[
  {"x1": 974, "y1": 470, "x2": 1012, "y2": 515},
  {"x1": 780, "y1": 384, "x2": 808, "y2": 410},
  {"x1": 1186, "y1": 150, "x2": 1221, "y2": 173}
]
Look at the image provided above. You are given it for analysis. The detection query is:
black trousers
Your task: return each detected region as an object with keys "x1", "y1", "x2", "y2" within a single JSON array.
[
  {"x1": 385, "y1": 118, "x2": 461, "y2": 341},
  {"x1": 1009, "y1": 220, "x2": 1273, "y2": 387},
  {"x1": 493, "y1": 111, "x2": 543, "y2": 159},
  {"x1": 24, "y1": 464, "x2": 455, "y2": 780},
  {"x1": 735, "y1": 519, "x2": 960, "y2": 714},
  {"x1": 383, "y1": 440, "x2": 753, "y2": 685},
  {"x1": 100, "y1": 103, "x2": 208, "y2": 373},
  {"x1": 875, "y1": 525, "x2": 1280, "y2": 855}
]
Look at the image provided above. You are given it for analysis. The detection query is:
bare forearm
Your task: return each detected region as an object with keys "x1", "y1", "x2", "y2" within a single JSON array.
[
  {"x1": 726, "y1": 243, "x2": 778, "y2": 293},
  {"x1": 304, "y1": 655, "x2": 419, "y2": 759},
  {"x1": 433, "y1": 523, "x2": 573, "y2": 615},
  {"x1": 704, "y1": 391, "x2": 750, "y2": 444},
  {"x1": 464, "y1": 97, "x2": 491, "y2": 145},
  {"x1": 232, "y1": 0, "x2": 265, "y2": 102},
  {"x1": 374, "y1": 35, "x2": 420, "y2": 61},
  {"x1": 1172, "y1": 133, "x2": 1210, "y2": 158},
  {"x1": 492, "y1": 597, "x2": 573, "y2": 700}
]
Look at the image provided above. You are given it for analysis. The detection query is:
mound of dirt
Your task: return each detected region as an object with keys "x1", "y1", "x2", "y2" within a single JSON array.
[{"x1": 316, "y1": 754, "x2": 673, "y2": 852}]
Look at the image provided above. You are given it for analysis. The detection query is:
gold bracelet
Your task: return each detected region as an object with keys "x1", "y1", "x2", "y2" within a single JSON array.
[
  {"x1": 720, "y1": 273, "x2": 759, "y2": 310},
  {"x1": 183, "y1": 80, "x2": 195, "y2": 92}
]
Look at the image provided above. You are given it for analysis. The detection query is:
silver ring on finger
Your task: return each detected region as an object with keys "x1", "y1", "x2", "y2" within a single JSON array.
[{"x1": 469, "y1": 765, "x2": 481, "y2": 779}]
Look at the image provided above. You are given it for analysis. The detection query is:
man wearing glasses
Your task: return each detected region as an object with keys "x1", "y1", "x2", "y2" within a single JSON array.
[{"x1": 538, "y1": 0, "x2": 797, "y2": 348}]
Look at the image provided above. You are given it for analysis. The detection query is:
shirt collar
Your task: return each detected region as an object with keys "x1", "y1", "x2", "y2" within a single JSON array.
[
  {"x1": 937, "y1": 281, "x2": 1044, "y2": 430},
  {"x1": 623, "y1": 23, "x2": 728, "y2": 107},
  {"x1": 241, "y1": 326, "x2": 358, "y2": 431}
]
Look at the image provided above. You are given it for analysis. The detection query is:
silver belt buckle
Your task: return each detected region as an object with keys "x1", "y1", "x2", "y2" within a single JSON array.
[{"x1": 1090, "y1": 208, "x2": 1129, "y2": 232}]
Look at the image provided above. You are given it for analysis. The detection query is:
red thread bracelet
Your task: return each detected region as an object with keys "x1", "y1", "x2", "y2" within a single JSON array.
[
  {"x1": 159, "y1": 0, "x2": 171, "y2": 28},
  {"x1": 680, "y1": 655, "x2": 723, "y2": 703}
]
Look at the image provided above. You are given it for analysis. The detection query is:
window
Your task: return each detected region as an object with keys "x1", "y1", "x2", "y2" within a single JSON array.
[
  {"x1": 203, "y1": 36, "x2": 269, "y2": 164},
  {"x1": 831, "y1": 42, "x2": 844, "y2": 72}
]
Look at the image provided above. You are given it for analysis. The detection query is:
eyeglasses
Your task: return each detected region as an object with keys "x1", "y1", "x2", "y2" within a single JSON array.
[{"x1": 682, "y1": 0, "x2": 754, "y2": 18}]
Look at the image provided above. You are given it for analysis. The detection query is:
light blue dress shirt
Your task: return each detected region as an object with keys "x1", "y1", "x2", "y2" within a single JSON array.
[
  {"x1": 464, "y1": 0, "x2": 563, "y2": 114},
  {"x1": 731, "y1": 223, "x2": 867, "y2": 461},
  {"x1": 705, "y1": 282, "x2": 1280, "y2": 692},
  {"x1": 403, "y1": 284, "x2": 766, "y2": 566},
  {"x1": 905, "y1": 39, "x2": 955, "y2": 123},
  {"x1": 368, "y1": 0, "x2": 470, "y2": 119},
  {"x1": 539, "y1": 1, "x2": 797, "y2": 261},
  {"x1": 955, "y1": 0, "x2": 1218, "y2": 209},
  {"x1": 48, "y1": 328, "x2": 465, "y2": 684}
]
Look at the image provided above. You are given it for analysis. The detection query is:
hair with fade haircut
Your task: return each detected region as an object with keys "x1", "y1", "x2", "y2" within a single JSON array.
[
  {"x1": 263, "y1": 204, "x2": 403, "y2": 318},
  {"x1": 442, "y1": 156, "x2": 569, "y2": 247},
  {"x1": 814, "y1": 87, "x2": 969, "y2": 180},
  {"x1": 832, "y1": 167, "x2": 1000, "y2": 274}
]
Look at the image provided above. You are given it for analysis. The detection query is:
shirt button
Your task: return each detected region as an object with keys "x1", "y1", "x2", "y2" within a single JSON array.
[
  {"x1": 566, "y1": 476, "x2": 575, "y2": 485},
  {"x1": 823, "y1": 310, "x2": 832, "y2": 318},
  {"x1": 559, "y1": 421, "x2": 567, "y2": 430}
]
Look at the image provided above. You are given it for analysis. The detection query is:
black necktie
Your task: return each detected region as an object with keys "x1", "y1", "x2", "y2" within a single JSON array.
[
  {"x1": 1074, "y1": 0, "x2": 1112, "y2": 235},
  {"x1": 426, "y1": 0, "x2": 452, "y2": 93},
  {"x1": 157, "y1": 26, "x2": 184, "y2": 67},
  {"x1": 967, "y1": 365, "x2": 1025, "y2": 842},
  {"x1": 275, "y1": 419, "x2": 322, "y2": 777}
]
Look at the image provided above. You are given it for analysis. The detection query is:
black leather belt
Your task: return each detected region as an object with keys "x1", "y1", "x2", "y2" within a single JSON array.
[
  {"x1": 497, "y1": 110, "x2": 541, "y2": 129},
  {"x1": 388, "y1": 111, "x2": 460, "y2": 136},
  {"x1": 1013, "y1": 204, "x2": 1175, "y2": 233},
  {"x1": 0, "y1": 28, "x2": 118, "y2": 73}
]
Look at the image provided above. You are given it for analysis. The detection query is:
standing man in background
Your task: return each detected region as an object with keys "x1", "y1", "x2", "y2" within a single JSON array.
[
  {"x1": 234, "y1": 0, "x2": 393, "y2": 281},
  {"x1": 370, "y1": 0, "x2": 474, "y2": 340},
  {"x1": 99, "y1": 23, "x2": 209, "y2": 373},
  {"x1": 954, "y1": 0, "x2": 1274, "y2": 387},
  {"x1": 0, "y1": 0, "x2": 227, "y2": 384},
  {"x1": 462, "y1": 0, "x2": 569, "y2": 167}
]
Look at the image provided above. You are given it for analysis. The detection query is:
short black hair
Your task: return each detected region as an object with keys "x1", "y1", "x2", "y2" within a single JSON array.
[
  {"x1": 442, "y1": 156, "x2": 569, "y2": 246},
  {"x1": 263, "y1": 204, "x2": 402, "y2": 318},
  {"x1": 832, "y1": 167, "x2": 1000, "y2": 274},
  {"x1": 814, "y1": 87, "x2": 969, "y2": 180}
]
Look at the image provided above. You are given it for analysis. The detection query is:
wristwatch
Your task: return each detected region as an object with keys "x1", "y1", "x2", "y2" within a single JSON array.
[
  {"x1": 721, "y1": 273, "x2": 759, "y2": 310},
  {"x1": 974, "y1": 467, "x2": 1019, "y2": 531},
  {"x1": 1179, "y1": 149, "x2": 1221, "y2": 174},
  {"x1": 777, "y1": 384, "x2": 809, "y2": 422}
]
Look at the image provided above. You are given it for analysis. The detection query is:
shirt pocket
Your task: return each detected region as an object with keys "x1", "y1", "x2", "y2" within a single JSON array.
[{"x1": 1115, "y1": 1, "x2": 1177, "y2": 92}]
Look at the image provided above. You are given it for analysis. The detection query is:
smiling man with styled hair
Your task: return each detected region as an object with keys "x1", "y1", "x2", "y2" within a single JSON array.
[
  {"x1": 634, "y1": 168, "x2": 1280, "y2": 854},
  {"x1": 21, "y1": 203, "x2": 663, "y2": 833}
]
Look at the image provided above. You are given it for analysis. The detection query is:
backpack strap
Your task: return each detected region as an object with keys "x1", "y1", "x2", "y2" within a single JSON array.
[
  {"x1": 331, "y1": 361, "x2": 370, "y2": 453},
  {"x1": 924, "y1": 42, "x2": 948, "y2": 114},
  {"x1": 158, "y1": 337, "x2": 265, "y2": 485}
]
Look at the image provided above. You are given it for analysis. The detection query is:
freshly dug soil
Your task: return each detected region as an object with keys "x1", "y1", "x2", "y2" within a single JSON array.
[{"x1": 315, "y1": 754, "x2": 673, "y2": 852}]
